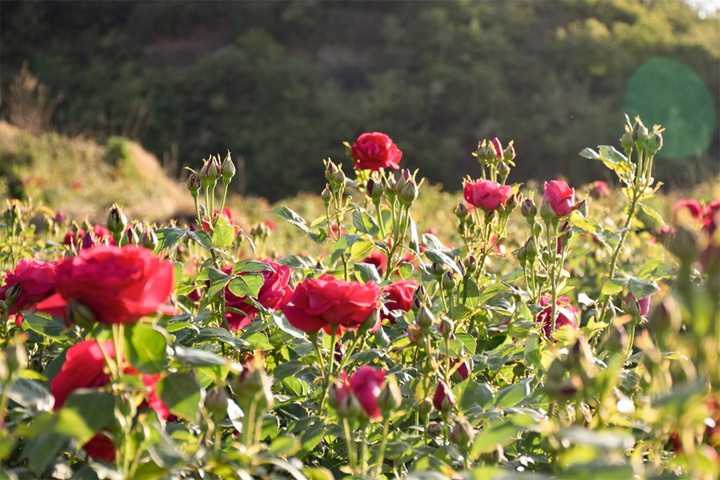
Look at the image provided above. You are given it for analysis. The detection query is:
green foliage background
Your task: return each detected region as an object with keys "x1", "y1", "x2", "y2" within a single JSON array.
[{"x1": 1, "y1": 0, "x2": 718, "y2": 201}]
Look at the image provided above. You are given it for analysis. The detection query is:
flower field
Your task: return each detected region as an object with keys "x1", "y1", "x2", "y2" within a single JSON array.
[{"x1": 0, "y1": 116, "x2": 718, "y2": 479}]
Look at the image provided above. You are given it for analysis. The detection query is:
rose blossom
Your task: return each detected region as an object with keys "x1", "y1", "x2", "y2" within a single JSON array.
[
  {"x1": 624, "y1": 293, "x2": 650, "y2": 316},
  {"x1": 350, "y1": 132, "x2": 403, "y2": 171},
  {"x1": 463, "y1": 179, "x2": 512, "y2": 211},
  {"x1": 222, "y1": 261, "x2": 292, "y2": 330},
  {"x1": 536, "y1": 295, "x2": 579, "y2": 337},
  {"x1": 280, "y1": 274, "x2": 381, "y2": 334},
  {"x1": 381, "y1": 280, "x2": 417, "y2": 323},
  {"x1": 35, "y1": 245, "x2": 174, "y2": 325},
  {"x1": 673, "y1": 199, "x2": 704, "y2": 222},
  {"x1": 334, "y1": 366, "x2": 386, "y2": 420},
  {"x1": 542, "y1": 180, "x2": 575, "y2": 217},
  {"x1": 51, "y1": 340, "x2": 170, "y2": 461},
  {"x1": 0, "y1": 259, "x2": 58, "y2": 315}
]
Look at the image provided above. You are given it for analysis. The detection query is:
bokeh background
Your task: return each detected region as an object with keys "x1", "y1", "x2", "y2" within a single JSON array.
[{"x1": 1, "y1": 0, "x2": 718, "y2": 202}]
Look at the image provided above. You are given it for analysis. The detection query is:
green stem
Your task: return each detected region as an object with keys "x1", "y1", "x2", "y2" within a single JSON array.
[
  {"x1": 342, "y1": 418, "x2": 358, "y2": 473},
  {"x1": 374, "y1": 419, "x2": 391, "y2": 477}
]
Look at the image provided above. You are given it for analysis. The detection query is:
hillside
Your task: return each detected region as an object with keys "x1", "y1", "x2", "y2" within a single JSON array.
[{"x1": 0, "y1": 121, "x2": 194, "y2": 223}]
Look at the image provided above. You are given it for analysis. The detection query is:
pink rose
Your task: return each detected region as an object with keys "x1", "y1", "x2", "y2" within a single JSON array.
[
  {"x1": 350, "y1": 132, "x2": 403, "y2": 171},
  {"x1": 542, "y1": 180, "x2": 575, "y2": 217},
  {"x1": 0, "y1": 259, "x2": 58, "y2": 315},
  {"x1": 35, "y1": 245, "x2": 174, "y2": 325},
  {"x1": 463, "y1": 179, "x2": 512, "y2": 211},
  {"x1": 222, "y1": 261, "x2": 292, "y2": 330},
  {"x1": 281, "y1": 274, "x2": 381, "y2": 334},
  {"x1": 536, "y1": 295, "x2": 579, "y2": 337}
]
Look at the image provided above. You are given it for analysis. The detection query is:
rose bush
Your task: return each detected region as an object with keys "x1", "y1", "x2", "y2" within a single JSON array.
[
  {"x1": 35, "y1": 244, "x2": 174, "y2": 324},
  {"x1": 350, "y1": 132, "x2": 403, "y2": 171},
  {"x1": 281, "y1": 274, "x2": 382, "y2": 334}
]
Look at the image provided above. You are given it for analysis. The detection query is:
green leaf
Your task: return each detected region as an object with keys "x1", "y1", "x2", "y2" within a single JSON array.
[
  {"x1": 227, "y1": 273, "x2": 263, "y2": 298},
  {"x1": 20, "y1": 433, "x2": 66, "y2": 476},
  {"x1": 157, "y1": 372, "x2": 201, "y2": 421},
  {"x1": 268, "y1": 435, "x2": 300, "y2": 457},
  {"x1": 232, "y1": 260, "x2": 273, "y2": 274},
  {"x1": 273, "y1": 361, "x2": 307, "y2": 383},
  {"x1": 187, "y1": 230, "x2": 213, "y2": 251},
  {"x1": 8, "y1": 378, "x2": 53, "y2": 413},
  {"x1": 627, "y1": 276, "x2": 660, "y2": 299},
  {"x1": 271, "y1": 206, "x2": 308, "y2": 232},
  {"x1": 348, "y1": 239, "x2": 374, "y2": 262},
  {"x1": 470, "y1": 419, "x2": 523, "y2": 458},
  {"x1": 494, "y1": 380, "x2": 530, "y2": 409},
  {"x1": 62, "y1": 390, "x2": 115, "y2": 442},
  {"x1": 302, "y1": 467, "x2": 335, "y2": 480},
  {"x1": 212, "y1": 215, "x2": 235, "y2": 249},
  {"x1": 424, "y1": 249, "x2": 462, "y2": 276},
  {"x1": 601, "y1": 278, "x2": 627, "y2": 295},
  {"x1": 597, "y1": 145, "x2": 634, "y2": 177},
  {"x1": 579, "y1": 148, "x2": 600, "y2": 160},
  {"x1": 355, "y1": 262, "x2": 382, "y2": 284},
  {"x1": 22, "y1": 313, "x2": 67, "y2": 340},
  {"x1": 124, "y1": 322, "x2": 167, "y2": 374},
  {"x1": 270, "y1": 311, "x2": 306, "y2": 339},
  {"x1": 352, "y1": 210, "x2": 380, "y2": 236},
  {"x1": 155, "y1": 227, "x2": 188, "y2": 251},
  {"x1": 174, "y1": 346, "x2": 228, "y2": 367},
  {"x1": 637, "y1": 202, "x2": 667, "y2": 231}
]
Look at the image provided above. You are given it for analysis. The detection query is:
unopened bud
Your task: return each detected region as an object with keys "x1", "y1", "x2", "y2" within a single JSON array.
[
  {"x1": 416, "y1": 306, "x2": 435, "y2": 332},
  {"x1": 521, "y1": 198, "x2": 537, "y2": 219},
  {"x1": 451, "y1": 418, "x2": 476, "y2": 447},
  {"x1": 411, "y1": 285, "x2": 426, "y2": 311},
  {"x1": 463, "y1": 255, "x2": 477, "y2": 275},
  {"x1": 337, "y1": 391, "x2": 364, "y2": 420},
  {"x1": 506, "y1": 193, "x2": 520, "y2": 212},
  {"x1": 141, "y1": 229, "x2": 159, "y2": 251},
  {"x1": 575, "y1": 199, "x2": 589, "y2": 217},
  {"x1": 67, "y1": 299, "x2": 96, "y2": 329},
  {"x1": 324, "y1": 160, "x2": 338, "y2": 182},
  {"x1": 503, "y1": 143, "x2": 516, "y2": 162},
  {"x1": 221, "y1": 152, "x2": 236, "y2": 182},
  {"x1": 430, "y1": 262, "x2": 445, "y2": 279},
  {"x1": 81, "y1": 231, "x2": 97, "y2": 250},
  {"x1": 620, "y1": 130, "x2": 634, "y2": 152},
  {"x1": 205, "y1": 386, "x2": 229, "y2": 420},
  {"x1": 540, "y1": 199, "x2": 557, "y2": 223},
  {"x1": 432, "y1": 380, "x2": 455, "y2": 413},
  {"x1": 439, "y1": 317, "x2": 454, "y2": 338},
  {"x1": 199, "y1": 155, "x2": 221, "y2": 182},
  {"x1": 408, "y1": 324, "x2": 425, "y2": 345},
  {"x1": 107, "y1": 204, "x2": 127, "y2": 234},
  {"x1": 454, "y1": 202, "x2": 469, "y2": 220},
  {"x1": 321, "y1": 185, "x2": 332, "y2": 206},
  {"x1": 187, "y1": 173, "x2": 202, "y2": 196},
  {"x1": 400, "y1": 180, "x2": 418, "y2": 207},
  {"x1": 367, "y1": 179, "x2": 383, "y2": 201},
  {"x1": 442, "y1": 271, "x2": 457, "y2": 291},
  {"x1": 378, "y1": 377, "x2": 402, "y2": 417},
  {"x1": 497, "y1": 161, "x2": 510, "y2": 177}
]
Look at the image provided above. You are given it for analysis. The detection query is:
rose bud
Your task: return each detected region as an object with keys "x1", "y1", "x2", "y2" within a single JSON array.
[
  {"x1": 455, "y1": 202, "x2": 469, "y2": 220},
  {"x1": 415, "y1": 306, "x2": 435, "y2": 332},
  {"x1": 542, "y1": 180, "x2": 575, "y2": 218},
  {"x1": 187, "y1": 173, "x2": 202, "y2": 196},
  {"x1": 407, "y1": 324, "x2": 425, "y2": 345},
  {"x1": 433, "y1": 380, "x2": 455, "y2": 413},
  {"x1": 141, "y1": 229, "x2": 159, "y2": 251},
  {"x1": 441, "y1": 271, "x2": 457, "y2": 291},
  {"x1": 199, "y1": 155, "x2": 221, "y2": 183},
  {"x1": 400, "y1": 179, "x2": 419, "y2": 207},
  {"x1": 220, "y1": 152, "x2": 235, "y2": 183},
  {"x1": 624, "y1": 293, "x2": 650, "y2": 317},
  {"x1": 205, "y1": 386, "x2": 230, "y2": 420},
  {"x1": 451, "y1": 417, "x2": 476, "y2": 446},
  {"x1": 377, "y1": 376, "x2": 402, "y2": 418},
  {"x1": 107, "y1": 204, "x2": 127, "y2": 235}
]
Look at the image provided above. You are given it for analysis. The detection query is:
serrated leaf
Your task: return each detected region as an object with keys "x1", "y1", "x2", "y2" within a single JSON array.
[
  {"x1": 22, "y1": 313, "x2": 67, "y2": 340},
  {"x1": 227, "y1": 273, "x2": 263, "y2": 298},
  {"x1": 187, "y1": 230, "x2": 213, "y2": 251},
  {"x1": 8, "y1": 379, "x2": 54, "y2": 413},
  {"x1": 232, "y1": 260, "x2": 273, "y2": 274},
  {"x1": 637, "y1": 202, "x2": 667, "y2": 230},
  {"x1": 270, "y1": 311, "x2": 306, "y2": 339},
  {"x1": 271, "y1": 206, "x2": 309, "y2": 232},
  {"x1": 355, "y1": 262, "x2": 382, "y2": 284},
  {"x1": 212, "y1": 215, "x2": 235, "y2": 249},
  {"x1": 352, "y1": 210, "x2": 380, "y2": 236},
  {"x1": 268, "y1": 435, "x2": 300, "y2": 457},
  {"x1": 174, "y1": 346, "x2": 228, "y2": 367},
  {"x1": 494, "y1": 380, "x2": 530, "y2": 409},
  {"x1": 424, "y1": 249, "x2": 462, "y2": 276},
  {"x1": 470, "y1": 419, "x2": 523, "y2": 457},
  {"x1": 627, "y1": 276, "x2": 659, "y2": 299},
  {"x1": 155, "y1": 228, "x2": 188, "y2": 251}
]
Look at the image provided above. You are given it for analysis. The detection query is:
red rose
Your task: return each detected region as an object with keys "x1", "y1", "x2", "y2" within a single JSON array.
[
  {"x1": 222, "y1": 261, "x2": 292, "y2": 330},
  {"x1": 624, "y1": 293, "x2": 650, "y2": 316},
  {"x1": 51, "y1": 340, "x2": 170, "y2": 461},
  {"x1": 542, "y1": 180, "x2": 575, "y2": 217},
  {"x1": 673, "y1": 199, "x2": 703, "y2": 222},
  {"x1": 490, "y1": 137, "x2": 503, "y2": 159},
  {"x1": 335, "y1": 366, "x2": 385, "y2": 420},
  {"x1": 361, "y1": 251, "x2": 388, "y2": 275},
  {"x1": 463, "y1": 179, "x2": 512, "y2": 211},
  {"x1": 280, "y1": 274, "x2": 382, "y2": 334},
  {"x1": 350, "y1": 132, "x2": 403, "y2": 171},
  {"x1": 433, "y1": 380, "x2": 455, "y2": 412},
  {"x1": 0, "y1": 259, "x2": 58, "y2": 315},
  {"x1": 35, "y1": 245, "x2": 174, "y2": 325},
  {"x1": 536, "y1": 295, "x2": 579, "y2": 337},
  {"x1": 702, "y1": 200, "x2": 720, "y2": 235},
  {"x1": 590, "y1": 180, "x2": 610, "y2": 198},
  {"x1": 381, "y1": 280, "x2": 417, "y2": 323},
  {"x1": 63, "y1": 225, "x2": 115, "y2": 248}
]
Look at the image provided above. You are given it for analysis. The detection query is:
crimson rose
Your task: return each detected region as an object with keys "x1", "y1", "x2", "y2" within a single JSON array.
[
  {"x1": 334, "y1": 366, "x2": 385, "y2": 420},
  {"x1": 350, "y1": 132, "x2": 403, "y2": 171},
  {"x1": 381, "y1": 280, "x2": 417, "y2": 323},
  {"x1": 536, "y1": 295, "x2": 579, "y2": 337},
  {"x1": 0, "y1": 259, "x2": 58, "y2": 315},
  {"x1": 222, "y1": 261, "x2": 292, "y2": 330},
  {"x1": 35, "y1": 245, "x2": 174, "y2": 325},
  {"x1": 281, "y1": 274, "x2": 381, "y2": 334}
]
